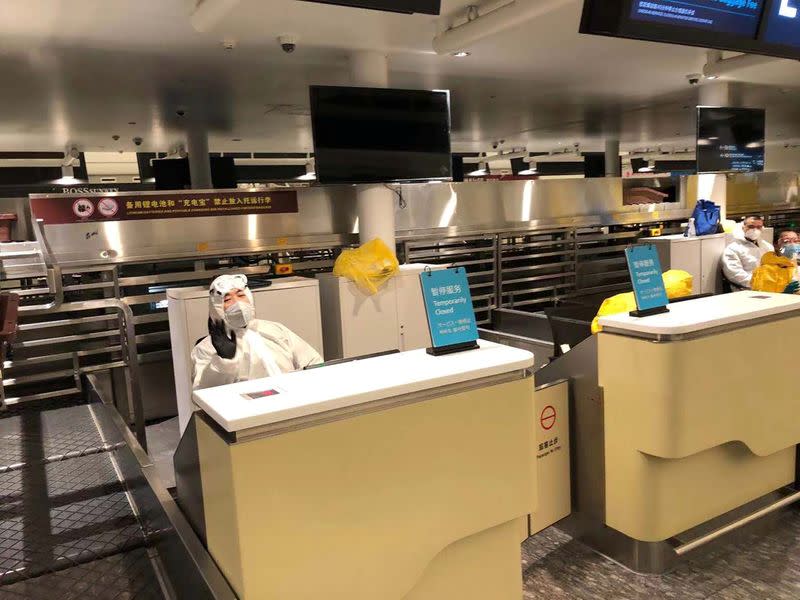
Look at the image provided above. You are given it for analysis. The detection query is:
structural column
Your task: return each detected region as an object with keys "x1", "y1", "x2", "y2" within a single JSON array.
[
  {"x1": 350, "y1": 50, "x2": 396, "y2": 254},
  {"x1": 187, "y1": 128, "x2": 213, "y2": 190},
  {"x1": 605, "y1": 140, "x2": 621, "y2": 177}
]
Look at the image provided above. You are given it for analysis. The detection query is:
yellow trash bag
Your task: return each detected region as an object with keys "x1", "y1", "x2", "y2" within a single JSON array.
[
  {"x1": 591, "y1": 269, "x2": 693, "y2": 334},
  {"x1": 333, "y1": 238, "x2": 399, "y2": 295},
  {"x1": 752, "y1": 253, "x2": 795, "y2": 293}
]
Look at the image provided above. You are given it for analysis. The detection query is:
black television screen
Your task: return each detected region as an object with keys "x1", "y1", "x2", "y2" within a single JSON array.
[
  {"x1": 577, "y1": 0, "x2": 800, "y2": 58},
  {"x1": 210, "y1": 156, "x2": 237, "y2": 188},
  {"x1": 697, "y1": 107, "x2": 765, "y2": 173},
  {"x1": 309, "y1": 85, "x2": 452, "y2": 184},
  {"x1": 153, "y1": 158, "x2": 190, "y2": 190},
  {"x1": 300, "y1": 0, "x2": 440, "y2": 14}
]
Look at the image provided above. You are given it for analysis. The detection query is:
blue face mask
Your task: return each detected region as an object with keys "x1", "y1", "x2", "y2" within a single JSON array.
[{"x1": 781, "y1": 244, "x2": 800, "y2": 259}]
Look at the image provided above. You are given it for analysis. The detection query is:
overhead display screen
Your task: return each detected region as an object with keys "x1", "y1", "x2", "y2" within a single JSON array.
[
  {"x1": 580, "y1": 0, "x2": 800, "y2": 60},
  {"x1": 300, "y1": 0, "x2": 440, "y2": 14},
  {"x1": 630, "y1": 0, "x2": 764, "y2": 36},
  {"x1": 697, "y1": 107, "x2": 765, "y2": 173},
  {"x1": 762, "y1": 0, "x2": 800, "y2": 47},
  {"x1": 309, "y1": 86, "x2": 452, "y2": 184}
]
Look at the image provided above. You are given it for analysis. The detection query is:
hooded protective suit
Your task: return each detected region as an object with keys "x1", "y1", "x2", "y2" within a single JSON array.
[
  {"x1": 191, "y1": 274, "x2": 323, "y2": 391},
  {"x1": 722, "y1": 226, "x2": 774, "y2": 289}
]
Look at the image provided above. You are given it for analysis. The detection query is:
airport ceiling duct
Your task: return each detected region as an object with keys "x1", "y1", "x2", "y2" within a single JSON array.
[{"x1": 432, "y1": 0, "x2": 573, "y2": 55}]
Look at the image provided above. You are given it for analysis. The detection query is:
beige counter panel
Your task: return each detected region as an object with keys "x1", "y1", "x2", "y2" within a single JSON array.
[
  {"x1": 599, "y1": 316, "x2": 800, "y2": 460},
  {"x1": 599, "y1": 317, "x2": 800, "y2": 542},
  {"x1": 197, "y1": 378, "x2": 535, "y2": 599}
]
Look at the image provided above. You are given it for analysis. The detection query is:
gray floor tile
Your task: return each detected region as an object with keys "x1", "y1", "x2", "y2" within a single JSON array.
[
  {"x1": 523, "y1": 509, "x2": 800, "y2": 600},
  {"x1": 706, "y1": 577, "x2": 797, "y2": 600}
]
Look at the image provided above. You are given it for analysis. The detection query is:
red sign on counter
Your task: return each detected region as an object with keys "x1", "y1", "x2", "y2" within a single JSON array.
[{"x1": 30, "y1": 190, "x2": 299, "y2": 224}]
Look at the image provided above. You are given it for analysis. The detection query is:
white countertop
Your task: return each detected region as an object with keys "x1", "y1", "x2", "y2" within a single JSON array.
[
  {"x1": 166, "y1": 276, "x2": 317, "y2": 300},
  {"x1": 598, "y1": 291, "x2": 800, "y2": 337},
  {"x1": 192, "y1": 340, "x2": 534, "y2": 433}
]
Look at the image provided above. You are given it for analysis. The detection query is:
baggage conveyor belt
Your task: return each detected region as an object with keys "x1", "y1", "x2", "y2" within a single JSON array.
[
  {"x1": 0, "y1": 400, "x2": 165, "y2": 599},
  {"x1": 0, "y1": 396, "x2": 236, "y2": 600}
]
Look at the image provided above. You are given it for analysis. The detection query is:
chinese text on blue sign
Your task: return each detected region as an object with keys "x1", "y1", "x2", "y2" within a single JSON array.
[
  {"x1": 420, "y1": 268, "x2": 478, "y2": 348},
  {"x1": 625, "y1": 245, "x2": 669, "y2": 312}
]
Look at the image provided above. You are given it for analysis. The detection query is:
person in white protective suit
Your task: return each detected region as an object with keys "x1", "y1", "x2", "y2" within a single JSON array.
[
  {"x1": 191, "y1": 274, "x2": 323, "y2": 391},
  {"x1": 722, "y1": 216, "x2": 774, "y2": 290}
]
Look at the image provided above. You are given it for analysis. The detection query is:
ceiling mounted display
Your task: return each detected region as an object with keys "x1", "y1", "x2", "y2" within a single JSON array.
[
  {"x1": 299, "y1": 0, "x2": 440, "y2": 14},
  {"x1": 580, "y1": 0, "x2": 800, "y2": 61}
]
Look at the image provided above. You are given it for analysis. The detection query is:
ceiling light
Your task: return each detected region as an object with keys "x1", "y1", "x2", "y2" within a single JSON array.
[
  {"x1": 705, "y1": 75, "x2": 719, "y2": 80},
  {"x1": 452, "y1": 51, "x2": 470, "y2": 57}
]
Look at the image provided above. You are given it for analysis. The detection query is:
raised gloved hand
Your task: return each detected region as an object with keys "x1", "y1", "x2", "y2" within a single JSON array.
[
  {"x1": 208, "y1": 318, "x2": 237, "y2": 359},
  {"x1": 784, "y1": 281, "x2": 800, "y2": 295}
]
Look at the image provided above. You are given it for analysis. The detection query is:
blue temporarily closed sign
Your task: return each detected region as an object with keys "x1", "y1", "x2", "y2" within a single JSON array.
[
  {"x1": 625, "y1": 244, "x2": 668, "y2": 312},
  {"x1": 420, "y1": 268, "x2": 479, "y2": 348}
]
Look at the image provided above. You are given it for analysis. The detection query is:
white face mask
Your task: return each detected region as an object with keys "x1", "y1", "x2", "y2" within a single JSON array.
[
  {"x1": 744, "y1": 228, "x2": 762, "y2": 242},
  {"x1": 225, "y1": 301, "x2": 255, "y2": 329}
]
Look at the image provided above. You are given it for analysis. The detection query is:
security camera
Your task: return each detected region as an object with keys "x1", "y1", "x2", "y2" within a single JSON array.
[
  {"x1": 687, "y1": 73, "x2": 701, "y2": 86},
  {"x1": 176, "y1": 109, "x2": 186, "y2": 117},
  {"x1": 279, "y1": 35, "x2": 297, "y2": 54},
  {"x1": 112, "y1": 134, "x2": 120, "y2": 141},
  {"x1": 492, "y1": 141, "x2": 499, "y2": 150},
  {"x1": 133, "y1": 137, "x2": 143, "y2": 146}
]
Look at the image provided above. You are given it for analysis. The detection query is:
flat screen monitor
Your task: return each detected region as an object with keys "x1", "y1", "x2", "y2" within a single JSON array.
[
  {"x1": 761, "y1": 0, "x2": 800, "y2": 48},
  {"x1": 696, "y1": 107, "x2": 765, "y2": 173},
  {"x1": 309, "y1": 85, "x2": 452, "y2": 184},
  {"x1": 300, "y1": 0, "x2": 440, "y2": 14},
  {"x1": 210, "y1": 156, "x2": 237, "y2": 188},
  {"x1": 629, "y1": 0, "x2": 764, "y2": 37},
  {"x1": 578, "y1": 1, "x2": 800, "y2": 58},
  {"x1": 153, "y1": 158, "x2": 191, "y2": 190}
]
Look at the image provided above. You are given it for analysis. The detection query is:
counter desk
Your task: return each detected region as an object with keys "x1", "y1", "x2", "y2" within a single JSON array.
[
  {"x1": 537, "y1": 291, "x2": 800, "y2": 573},
  {"x1": 174, "y1": 340, "x2": 537, "y2": 600}
]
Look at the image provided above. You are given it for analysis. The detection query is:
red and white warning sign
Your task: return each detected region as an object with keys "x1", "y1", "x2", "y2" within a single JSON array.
[
  {"x1": 97, "y1": 197, "x2": 119, "y2": 218},
  {"x1": 72, "y1": 198, "x2": 95, "y2": 219},
  {"x1": 540, "y1": 405, "x2": 557, "y2": 430}
]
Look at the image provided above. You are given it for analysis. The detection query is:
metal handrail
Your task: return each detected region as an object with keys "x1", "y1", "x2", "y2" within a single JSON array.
[{"x1": 1, "y1": 220, "x2": 147, "y2": 450}]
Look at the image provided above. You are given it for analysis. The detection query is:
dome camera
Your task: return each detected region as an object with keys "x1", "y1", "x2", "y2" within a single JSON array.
[
  {"x1": 686, "y1": 73, "x2": 702, "y2": 86},
  {"x1": 133, "y1": 136, "x2": 143, "y2": 146},
  {"x1": 279, "y1": 35, "x2": 297, "y2": 54}
]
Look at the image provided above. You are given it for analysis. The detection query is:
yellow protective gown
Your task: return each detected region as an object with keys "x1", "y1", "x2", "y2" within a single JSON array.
[
  {"x1": 751, "y1": 252, "x2": 797, "y2": 293},
  {"x1": 591, "y1": 270, "x2": 693, "y2": 334}
]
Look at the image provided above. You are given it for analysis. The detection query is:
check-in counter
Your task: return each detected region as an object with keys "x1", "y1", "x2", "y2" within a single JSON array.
[
  {"x1": 175, "y1": 341, "x2": 536, "y2": 599},
  {"x1": 537, "y1": 291, "x2": 800, "y2": 573}
]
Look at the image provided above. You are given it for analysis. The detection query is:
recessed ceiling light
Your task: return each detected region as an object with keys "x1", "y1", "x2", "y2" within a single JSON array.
[
  {"x1": 128, "y1": 121, "x2": 136, "y2": 125},
  {"x1": 452, "y1": 51, "x2": 470, "y2": 57},
  {"x1": 232, "y1": 138, "x2": 242, "y2": 142}
]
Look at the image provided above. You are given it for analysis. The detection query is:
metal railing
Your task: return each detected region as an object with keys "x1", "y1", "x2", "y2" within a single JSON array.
[{"x1": 0, "y1": 220, "x2": 148, "y2": 449}]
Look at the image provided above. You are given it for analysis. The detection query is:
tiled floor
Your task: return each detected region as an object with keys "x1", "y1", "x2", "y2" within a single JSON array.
[{"x1": 522, "y1": 510, "x2": 800, "y2": 599}]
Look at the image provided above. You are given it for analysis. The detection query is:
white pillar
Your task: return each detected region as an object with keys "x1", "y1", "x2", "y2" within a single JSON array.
[
  {"x1": 699, "y1": 81, "x2": 733, "y2": 107},
  {"x1": 605, "y1": 140, "x2": 620, "y2": 177},
  {"x1": 350, "y1": 51, "x2": 389, "y2": 88},
  {"x1": 187, "y1": 129, "x2": 212, "y2": 189},
  {"x1": 349, "y1": 50, "x2": 396, "y2": 253}
]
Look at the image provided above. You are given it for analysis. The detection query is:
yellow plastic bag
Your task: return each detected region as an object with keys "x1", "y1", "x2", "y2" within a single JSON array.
[
  {"x1": 752, "y1": 252, "x2": 795, "y2": 293},
  {"x1": 333, "y1": 238, "x2": 399, "y2": 295},
  {"x1": 591, "y1": 269, "x2": 693, "y2": 334}
]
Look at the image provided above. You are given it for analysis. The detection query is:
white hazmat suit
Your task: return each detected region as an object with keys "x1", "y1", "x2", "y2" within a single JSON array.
[
  {"x1": 191, "y1": 274, "x2": 323, "y2": 391},
  {"x1": 722, "y1": 226, "x2": 774, "y2": 290}
]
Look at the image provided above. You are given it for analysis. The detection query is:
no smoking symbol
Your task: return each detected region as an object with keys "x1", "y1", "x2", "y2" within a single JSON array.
[{"x1": 540, "y1": 405, "x2": 556, "y2": 430}]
